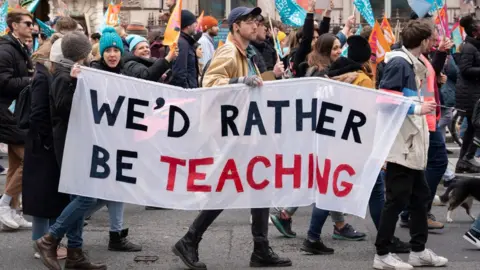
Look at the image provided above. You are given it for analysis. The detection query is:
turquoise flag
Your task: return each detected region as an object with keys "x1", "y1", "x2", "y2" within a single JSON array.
[
  {"x1": 36, "y1": 19, "x2": 55, "y2": 38},
  {"x1": 0, "y1": 0, "x2": 8, "y2": 36},
  {"x1": 25, "y1": 0, "x2": 40, "y2": 13},
  {"x1": 275, "y1": 0, "x2": 306, "y2": 27},
  {"x1": 429, "y1": 0, "x2": 444, "y2": 12},
  {"x1": 451, "y1": 26, "x2": 463, "y2": 51},
  {"x1": 355, "y1": 25, "x2": 363, "y2": 35},
  {"x1": 408, "y1": 0, "x2": 433, "y2": 18},
  {"x1": 353, "y1": 0, "x2": 375, "y2": 27}
]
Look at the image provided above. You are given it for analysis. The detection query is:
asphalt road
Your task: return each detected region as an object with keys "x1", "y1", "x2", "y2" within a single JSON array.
[{"x1": 0, "y1": 143, "x2": 479, "y2": 270}]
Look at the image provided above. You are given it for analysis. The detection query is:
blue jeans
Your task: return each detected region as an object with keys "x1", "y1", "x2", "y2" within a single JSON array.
[
  {"x1": 472, "y1": 213, "x2": 480, "y2": 233},
  {"x1": 308, "y1": 172, "x2": 385, "y2": 240},
  {"x1": 85, "y1": 200, "x2": 124, "y2": 232},
  {"x1": 32, "y1": 217, "x2": 56, "y2": 241},
  {"x1": 401, "y1": 128, "x2": 448, "y2": 220},
  {"x1": 49, "y1": 196, "x2": 97, "y2": 248}
]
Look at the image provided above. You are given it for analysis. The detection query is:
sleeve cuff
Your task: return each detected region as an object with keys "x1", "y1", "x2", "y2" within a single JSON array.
[{"x1": 414, "y1": 104, "x2": 422, "y2": 115}]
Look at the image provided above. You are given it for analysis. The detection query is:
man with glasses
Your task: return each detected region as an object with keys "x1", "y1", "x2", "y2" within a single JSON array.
[
  {"x1": 172, "y1": 7, "x2": 292, "y2": 270},
  {"x1": 0, "y1": 8, "x2": 34, "y2": 230}
]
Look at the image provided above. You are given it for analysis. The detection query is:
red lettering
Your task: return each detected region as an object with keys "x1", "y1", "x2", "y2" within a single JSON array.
[
  {"x1": 160, "y1": 156, "x2": 187, "y2": 191},
  {"x1": 275, "y1": 154, "x2": 301, "y2": 189},
  {"x1": 333, "y1": 164, "x2": 354, "y2": 197},
  {"x1": 247, "y1": 156, "x2": 271, "y2": 190},
  {"x1": 187, "y1": 157, "x2": 214, "y2": 192},
  {"x1": 316, "y1": 158, "x2": 331, "y2": 194},
  {"x1": 216, "y1": 159, "x2": 244, "y2": 192},
  {"x1": 308, "y1": 154, "x2": 314, "y2": 188}
]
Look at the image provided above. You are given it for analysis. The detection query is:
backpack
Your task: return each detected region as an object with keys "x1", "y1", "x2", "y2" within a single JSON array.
[{"x1": 14, "y1": 84, "x2": 32, "y2": 129}]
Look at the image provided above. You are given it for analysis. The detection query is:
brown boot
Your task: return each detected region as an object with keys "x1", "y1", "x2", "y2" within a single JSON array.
[
  {"x1": 65, "y1": 248, "x2": 107, "y2": 269},
  {"x1": 33, "y1": 233, "x2": 61, "y2": 270}
]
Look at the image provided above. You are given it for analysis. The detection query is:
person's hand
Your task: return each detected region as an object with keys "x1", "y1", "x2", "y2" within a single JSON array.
[
  {"x1": 166, "y1": 42, "x2": 179, "y2": 62},
  {"x1": 308, "y1": 0, "x2": 316, "y2": 12},
  {"x1": 273, "y1": 61, "x2": 285, "y2": 78},
  {"x1": 438, "y1": 37, "x2": 454, "y2": 52},
  {"x1": 420, "y1": 101, "x2": 437, "y2": 115},
  {"x1": 324, "y1": 0, "x2": 334, "y2": 17},
  {"x1": 347, "y1": 14, "x2": 355, "y2": 28},
  {"x1": 240, "y1": 76, "x2": 263, "y2": 87},
  {"x1": 438, "y1": 73, "x2": 447, "y2": 84},
  {"x1": 70, "y1": 64, "x2": 81, "y2": 78}
]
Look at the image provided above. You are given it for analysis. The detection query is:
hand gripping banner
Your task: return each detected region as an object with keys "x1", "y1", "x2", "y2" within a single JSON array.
[{"x1": 58, "y1": 68, "x2": 411, "y2": 218}]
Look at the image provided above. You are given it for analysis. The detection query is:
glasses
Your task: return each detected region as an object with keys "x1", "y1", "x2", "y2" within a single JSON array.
[{"x1": 20, "y1": 21, "x2": 33, "y2": 27}]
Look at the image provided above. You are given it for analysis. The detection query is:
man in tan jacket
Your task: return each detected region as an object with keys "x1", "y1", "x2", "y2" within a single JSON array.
[{"x1": 172, "y1": 7, "x2": 291, "y2": 270}]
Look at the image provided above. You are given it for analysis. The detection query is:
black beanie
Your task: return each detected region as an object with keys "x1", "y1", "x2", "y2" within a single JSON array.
[
  {"x1": 181, "y1": 10, "x2": 197, "y2": 29},
  {"x1": 347, "y1": 35, "x2": 371, "y2": 64}
]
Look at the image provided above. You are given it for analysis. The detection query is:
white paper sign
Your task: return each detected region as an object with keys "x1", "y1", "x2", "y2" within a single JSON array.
[{"x1": 58, "y1": 68, "x2": 411, "y2": 218}]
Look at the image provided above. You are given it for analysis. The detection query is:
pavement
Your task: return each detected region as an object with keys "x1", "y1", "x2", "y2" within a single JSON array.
[{"x1": 0, "y1": 142, "x2": 479, "y2": 270}]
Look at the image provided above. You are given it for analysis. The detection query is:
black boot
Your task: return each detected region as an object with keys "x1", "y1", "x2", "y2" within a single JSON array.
[
  {"x1": 172, "y1": 231, "x2": 207, "y2": 270},
  {"x1": 250, "y1": 241, "x2": 292, "y2": 268},
  {"x1": 108, "y1": 229, "x2": 142, "y2": 252}
]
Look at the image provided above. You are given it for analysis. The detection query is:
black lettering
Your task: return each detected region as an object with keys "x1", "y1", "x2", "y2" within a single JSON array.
[
  {"x1": 90, "y1": 145, "x2": 110, "y2": 179},
  {"x1": 244, "y1": 101, "x2": 266, "y2": 136},
  {"x1": 316, "y1": 102, "x2": 343, "y2": 137},
  {"x1": 90, "y1": 89, "x2": 125, "y2": 126},
  {"x1": 267, "y1": 100, "x2": 290, "y2": 134},
  {"x1": 341, "y1": 110, "x2": 367, "y2": 144},
  {"x1": 296, "y1": 99, "x2": 318, "y2": 131},
  {"x1": 116, "y1": 150, "x2": 138, "y2": 184},
  {"x1": 221, "y1": 105, "x2": 239, "y2": 136},
  {"x1": 126, "y1": 98, "x2": 149, "y2": 131},
  {"x1": 168, "y1": 106, "x2": 190, "y2": 137}
]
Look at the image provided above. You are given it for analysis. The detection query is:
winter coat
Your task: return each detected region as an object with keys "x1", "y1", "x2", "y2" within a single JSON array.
[
  {"x1": 456, "y1": 36, "x2": 480, "y2": 115},
  {"x1": 90, "y1": 59, "x2": 123, "y2": 74},
  {"x1": 23, "y1": 62, "x2": 70, "y2": 218},
  {"x1": 0, "y1": 33, "x2": 33, "y2": 145},
  {"x1": 123, "y1": 54, "x2": 171, "y2": 82},
  {"x1": 327, "y1": 57, "x2": 374, "y2": 88},
  {"x1": 380, "y1": 47, "x2": 429, "y2": 170},
  {"x1": 49, "y1": 59, "x2": 77, "y2": 167},
  {"x1": 251, "y1": 38, "x2": 277, "y2": 72},
  {"x1": 170, "y1": 32, "x2": 199, "y2": 88},
  {"x1": 150, "y1": 40, "x2": 166, "y2": 59},
  {"x1": 440, "y1": 55, "x2": 458, "y2": 108}
]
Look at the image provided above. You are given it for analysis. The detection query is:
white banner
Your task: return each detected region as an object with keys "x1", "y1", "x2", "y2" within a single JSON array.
[{"x1": 58, "y1": 68, "x2": 411, "y2": 218}]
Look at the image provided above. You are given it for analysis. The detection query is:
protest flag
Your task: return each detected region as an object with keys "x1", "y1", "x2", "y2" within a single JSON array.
[
  {"x1": 163, "y1": 0, "x2": 182, "y2": 46},
  {"x1": 0, "y1": 0, "x2": 8, "y2": 36},
  {"x1": 275, "y1": 0, "x2": 306, "y2": 27},
  {"x1": 408, "y1": 0, "x2": 433, "y2": 19},
  {"x1": 369, "y1": 21, "x2": 391, "y2": 64},
  {"x1": 36, "y1": 18, "x2": 55, "y2": 38},
  {"x1": 381, "y1": 15, "x2": 395, "y2": 46},
  {"x1": 196, "y1": 10, "x2": 204, "y2": 33},
  {"x1": 353, "y1": 0, "x2": 375, "y2": 27}
]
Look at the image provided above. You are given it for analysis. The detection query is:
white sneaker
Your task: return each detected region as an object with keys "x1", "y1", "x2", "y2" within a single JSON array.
[
  {"x1": 463, "y1": 230, "x2": 480, "y2": 248},
  {"x1": 0, "y1": 206, "x2": 19, "y2": 229},
  {"x1": 0, "y1": 167, "x2": 7, "y2": 175},
  {"x1": 373, "y1": 253, "x2": 413, "y2": 270},
  {"x1": 12, "y1": 212, "x2": 32, "y2": 228},
  {"x1": 408, "y1": 249, "x2": 448, "y2": 267},
  {"x1": 34, "y1": 252, "x2": 40, "y2": 259}
]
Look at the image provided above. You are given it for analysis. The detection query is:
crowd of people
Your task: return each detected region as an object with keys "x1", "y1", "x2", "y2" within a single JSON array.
[{"x1": 0, "y1": 0, "x2": 479, "y2": 269}]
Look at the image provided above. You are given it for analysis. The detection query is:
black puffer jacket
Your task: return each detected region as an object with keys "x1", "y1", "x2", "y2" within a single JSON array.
[
  {"x1": 456, "y1": 36, "x2": 480, "y2": 115},
  {"x1": 49, "y1": 59, "x2": 77, "y2": 167},
  {"x1": 251, "y1": 39, "x2": 277, "y2": 72},
  {"x1": 123, "y1": 54, "x2": 171, "y2": 82},
  {"x1": 0, "y1": 33, "x2": 33, "y2": 145}
]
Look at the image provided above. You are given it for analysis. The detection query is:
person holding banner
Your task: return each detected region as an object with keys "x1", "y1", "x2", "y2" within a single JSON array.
[
  {"x1": 374, "y1": 20, "x2": 448, "y2": 269},
  {"x1": 173, "y1": 6, "x2": 292, "y2": 270},
  {"x1": 35, "y1": 31, "x2": 107, "y2": 270}
]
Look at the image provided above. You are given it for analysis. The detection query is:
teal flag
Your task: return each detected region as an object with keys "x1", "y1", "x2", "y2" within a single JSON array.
[
  {"x1": 36, "y1": 19, "x2": 55, "y2": 38},
  {"x1": 353, "y1": 0, "x2": 375, "y2": 27},
  {"x1": 0, "y1": 0, "x2": 8, "y2": 36},
  {"x1": 25, "y1": 0, "x2": 40, "y2": 13},
  {"x1": 275, "y1": 0, "x2": 306, "y2": 27}
]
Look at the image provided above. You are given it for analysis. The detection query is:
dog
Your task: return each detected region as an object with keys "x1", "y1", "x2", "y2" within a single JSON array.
[{"x1": 439, "y1": 177, "x2": 480, "y2": 223}]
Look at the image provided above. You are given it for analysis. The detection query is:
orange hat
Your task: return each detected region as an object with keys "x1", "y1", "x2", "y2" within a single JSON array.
[{"x1": 202, "y1": 16, "x2": 219, "y2": 32}]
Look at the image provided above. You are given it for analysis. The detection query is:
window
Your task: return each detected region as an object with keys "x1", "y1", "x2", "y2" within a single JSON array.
[
  {"x1": 231, "y1": 0, "x2": 257, "y2": 9},
  {"x1": 199, "y1": 0, "x2": 226, "y2": 19}
]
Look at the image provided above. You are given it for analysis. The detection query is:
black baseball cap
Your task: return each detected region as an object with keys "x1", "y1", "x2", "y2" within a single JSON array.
[{"x1": 228, "y1": 7, "x2": 262, "y2": 26}]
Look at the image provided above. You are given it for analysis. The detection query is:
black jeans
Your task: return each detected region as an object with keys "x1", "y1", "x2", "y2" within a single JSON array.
[
  {"x1": 375, "y1": 163, "x2": 430, "y2": 255},
  {"x1": 189, "y1": 208, "x2": 270, "y2": 243},
  {"x1": 460, "y1": 115, "x2": 478, "y2": 160}
]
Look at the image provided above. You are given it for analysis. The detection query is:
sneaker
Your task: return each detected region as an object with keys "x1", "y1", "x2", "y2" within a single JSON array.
[
  {"x1": 269, "y1": 213, "x2": 296, "y2": 238},
  {"x1": 408, "y1": 249, "x2": 448, "y2": 267},
  {"x1": 300, "y1": 239, "x2": 334, "y2": 255},
  {"x1": 428, "y1": 214, "x2": 444, "y2": 230},
  {"x1": 399, "y1": 219, "x2": 410, "y2": 228},
  {"x1": 0, "y1": 167, "x2": 7, "y2": 175},
  {"x1": 332, "y1": 224, "x2": 366, "y2": 241},
  {"x1": 12, "y1": 212, "x2": 32, "y2": 229},
  {"x1": 432, "y1": 195, "x2": 446, "y2": 206},
  {"x1": 1, "y1": 223, "x2": 16, "y2": 231},
  {"x1": 373, "y1": 253, "x2": 413, "y2": 269},
  {"x1": 388, "y1": 237, "x2": 411, "y2": 254},
  {"x1": 0, "y1": 206, "x2": 19, "y2": 229},
  {"x1": 463, "y1": 229, "x2": 480, "y2": 248}
]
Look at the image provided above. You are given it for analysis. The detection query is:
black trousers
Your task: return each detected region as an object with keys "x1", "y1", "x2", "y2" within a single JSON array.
[
  {"x1": 375, "y1": 162, "x2": 430, "y2": 255},
  {"x1": 460, "y1": 115, "x2": 479, "y2": 160},
  {"x1": 189, "y1": 208, "x2": 270, "y2": 243}
]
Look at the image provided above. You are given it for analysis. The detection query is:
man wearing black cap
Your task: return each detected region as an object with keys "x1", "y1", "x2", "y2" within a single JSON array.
[
  {"x1": 171, "y1": 6, "x2": 292, "y2": 270},
  {"x1": 170, "y1": 10, "x2": 199, "y2": 88}
]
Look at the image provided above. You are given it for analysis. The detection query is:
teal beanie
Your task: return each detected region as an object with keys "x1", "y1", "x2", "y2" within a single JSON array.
[
  {"x1": 99, "y1": 27, "x2": 124, "y2": 56},
  {"x1": 126, "y1": 34, "x2": 147, "y2": 52}
]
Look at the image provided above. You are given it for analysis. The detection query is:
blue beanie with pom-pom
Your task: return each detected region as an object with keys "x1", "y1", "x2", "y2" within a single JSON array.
[{"x1": 99, "y1": 27, "x2": 124, "y2": 56}]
